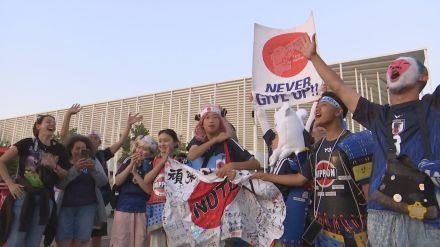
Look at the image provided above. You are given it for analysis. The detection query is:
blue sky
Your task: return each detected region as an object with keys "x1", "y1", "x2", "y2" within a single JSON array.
[{"x1": 1, "y1": 0, "x2": 439, "y2": 119}]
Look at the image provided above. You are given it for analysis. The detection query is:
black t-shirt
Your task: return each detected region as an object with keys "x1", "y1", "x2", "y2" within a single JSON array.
[
  {"x1": 307, "y1": 132, "x2": 368, "y2": 218},
  {"x1": 95, "y1": 148, "x2": 113, "y2": 193},
  {"x1": 95, "y1": 148, "x2": 113, "y2": 176},
  {"x1": 186, "y1": 137, "x2": 253, "y2": 170},
  {"x1": 262, "y1": 129, "x2": 277, "y2": 158},
  {"x1": 14, "y1": 137, "x2": 69, "y2": 190}
]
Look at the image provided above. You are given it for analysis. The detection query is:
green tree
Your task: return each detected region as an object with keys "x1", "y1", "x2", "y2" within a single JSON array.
[
  {"x1": 54, "y1": 127, "x2": 78, "y2": 142},
  {"x1": 118, "y1": 123, "x2": 149, "y2": 164}
]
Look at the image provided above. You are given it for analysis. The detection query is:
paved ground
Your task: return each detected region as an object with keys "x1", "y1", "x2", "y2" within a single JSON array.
[{"x1": 100, "y1": 206, "x2": 113, "y2": 246}]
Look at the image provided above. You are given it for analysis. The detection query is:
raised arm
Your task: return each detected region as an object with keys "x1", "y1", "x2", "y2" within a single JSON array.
[
  {"x1": 254, "y1": 106, "x2": 271, "y2": 134},
  {"x1": 295, "y1": 34, "x2": 360, "y2": 113},
  {"x1": 60, "y1": 104, "x2": 81, "y2": 143},
  {"x1": 109, "y1": 113, "x2": 143, "y2": 155}
]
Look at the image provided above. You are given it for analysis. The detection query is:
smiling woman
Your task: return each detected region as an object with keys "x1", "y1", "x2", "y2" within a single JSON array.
[{"x1": 0, "y1": 114, "x2": 70, "y2": 247}]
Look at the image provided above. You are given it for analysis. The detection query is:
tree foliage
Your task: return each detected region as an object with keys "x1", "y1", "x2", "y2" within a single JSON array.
[
  {"x1": 53, "y1": 128, "x2": 78, "y2": 143},
  {"x1": 118, "y1": 123, "x2": 149, "y2": 164}
]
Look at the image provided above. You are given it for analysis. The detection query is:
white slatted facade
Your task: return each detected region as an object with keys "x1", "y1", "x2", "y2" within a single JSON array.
[{"x1": 0, "y1": 49, "x2": 428, "y2": 170}]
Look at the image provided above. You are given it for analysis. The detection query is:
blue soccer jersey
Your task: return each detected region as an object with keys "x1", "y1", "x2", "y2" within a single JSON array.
[{"x1": 353, "y1": 85, "x2": 440, "y2": 225}]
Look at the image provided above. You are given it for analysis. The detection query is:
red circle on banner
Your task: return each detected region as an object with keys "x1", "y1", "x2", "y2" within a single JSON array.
[
  {"x1": 262, "y1": 32, "x2": 308, "y2": 78},
  {"x1": 188, "y1": 180, "x2": 240, "y2": 229},
  {"x1": 315, "y1": 161, "x2": 337, "y2": 188}
]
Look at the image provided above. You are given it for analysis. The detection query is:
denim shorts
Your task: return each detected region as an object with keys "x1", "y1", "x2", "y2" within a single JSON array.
[
  {"x1": 368, "y1": 209, "x2": 440, "y2": 247},
  {"x1": 56, "y1": 203, "x2": 97, "y2": 241},
  {"x1": 7, "y1": 194, "x2": 53, "y2": 247}
]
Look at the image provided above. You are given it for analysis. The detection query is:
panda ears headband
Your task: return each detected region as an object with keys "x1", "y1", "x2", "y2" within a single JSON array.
[{"x1": 194, "y1": 107, "x2": 227, "y2": 121}]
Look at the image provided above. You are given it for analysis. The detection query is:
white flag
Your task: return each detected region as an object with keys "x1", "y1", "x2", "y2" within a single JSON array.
[
  {"x1": 252, "y1": 13, "x2": 323, "y2": 109},
  {"x1": 162, "y1": 159, "x2": 286, "y2": 247}
]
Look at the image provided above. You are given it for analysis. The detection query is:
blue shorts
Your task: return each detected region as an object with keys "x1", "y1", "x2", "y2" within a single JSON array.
[
  {"x1": 280, "y1": 188, "x2": 309, "y2": 245},
  {"x1": 56, "y1": 204, "x2": 97, "y2": 241},
  {"x1": 7, "y1": 194, "x2": 54, "y2": 247},
  {"x1": 368, "y1": 209, "x2": 440, "y2": 247}
]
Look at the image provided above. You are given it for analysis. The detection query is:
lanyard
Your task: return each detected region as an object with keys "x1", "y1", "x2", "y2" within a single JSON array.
[{"x1": 313, "y1": 129, "x2": 345, "y2": 218}]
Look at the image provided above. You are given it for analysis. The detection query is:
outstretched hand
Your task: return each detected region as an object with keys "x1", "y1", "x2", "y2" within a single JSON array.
[
  {"x1": 127, "y1": 113, "x2": 143, "y2": 126},
  {"x1": 67, "y1": 104, "x2": 81, "y2": 116},
  {"x1": 293, "y1": 33, "x2": 317, "y2": 60}
]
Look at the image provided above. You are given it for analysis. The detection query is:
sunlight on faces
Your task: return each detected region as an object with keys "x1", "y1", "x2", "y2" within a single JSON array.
[
  {"x1": 135, "y1": 146, "x2": 152, "y2": 160},
  {"x1": 314, "y1": 102, "x2": 341, "y2": 128},
  {"x1": 202, "y1": 112, "x2": 221, "y2": 136},
  {"x1": 37, "y1": 116, "x2": 56, "y2": 136},
  {"x1": 158, "y1": 132, "x2": 176, "y2": 156},
  {"x1": 387, "y1": 57, "x2": 420, "y2": 94}
]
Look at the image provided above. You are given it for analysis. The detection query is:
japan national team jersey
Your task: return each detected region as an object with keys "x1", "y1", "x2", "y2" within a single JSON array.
[
  {"x1": 353, "y1": 85, "x2": 440, "y2": 225},
  {"x1": 185, "y1": 138, "x2": 253, "y2": 170}
]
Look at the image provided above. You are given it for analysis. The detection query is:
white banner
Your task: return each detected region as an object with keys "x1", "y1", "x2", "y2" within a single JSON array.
[
  {"x1": 252, "y1": 13, "x2": 323, "y2": 109},
  {"x1": 162, "y1": 159, "x2": 286, "y2": 247}
]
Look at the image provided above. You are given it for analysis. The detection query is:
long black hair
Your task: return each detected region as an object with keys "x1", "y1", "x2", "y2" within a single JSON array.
[{"x1": 158, "y1": 129, "x2": 179, "y2": 148}]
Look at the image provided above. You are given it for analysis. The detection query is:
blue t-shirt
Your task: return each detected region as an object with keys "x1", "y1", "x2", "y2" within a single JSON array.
[
  {"x1": 62, "y1": 167, "x2": 97, "y2": 207},
  {"x1": 185, "y1": 138, "x2": 253, "y2": 170},
  {"x1": 115, "y1": 158, "x2": 152, "y2": 213},
  {"x1": 353, "y1": 85, "x2": 440, "y2": 218},
  {"x1": 263, "y1": 129, "x2": 310, "y2": 199}
]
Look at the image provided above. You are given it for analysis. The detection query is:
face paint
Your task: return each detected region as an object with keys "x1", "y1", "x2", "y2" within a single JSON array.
[{"x1": 386, "y1": 57, "x2": 420, "y2": 94}]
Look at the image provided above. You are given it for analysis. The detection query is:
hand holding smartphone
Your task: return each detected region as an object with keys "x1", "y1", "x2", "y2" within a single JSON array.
[{"x1": 80, "y1": 149, "x2": 91, "y2": 160}]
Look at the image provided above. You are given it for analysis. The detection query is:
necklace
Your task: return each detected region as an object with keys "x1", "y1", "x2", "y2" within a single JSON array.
[{"x1": 313, "y1": 129, "x2": 346, "y2": 218}]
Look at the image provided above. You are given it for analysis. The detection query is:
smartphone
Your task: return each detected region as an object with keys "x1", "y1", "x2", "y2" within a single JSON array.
[
  {"x1": 80, "y1": 149, "x2": 91, "y2": 159},
  {"x1": 302, "y1": 218, "x2": 323, "y2": 245}
]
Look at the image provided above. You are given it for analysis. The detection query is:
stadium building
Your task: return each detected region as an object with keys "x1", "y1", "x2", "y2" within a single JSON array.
[{"x1": 0, "y1": 49, "x2": 431, "y2": 182}]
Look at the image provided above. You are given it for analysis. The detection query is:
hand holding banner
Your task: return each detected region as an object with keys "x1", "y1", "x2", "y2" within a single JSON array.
[
  {"x1": 252, "y1": 13, "x2": 323, "y2": 109},
  {"x1": 163, "y1": 159, "x2": 286, "y2": 247}
]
